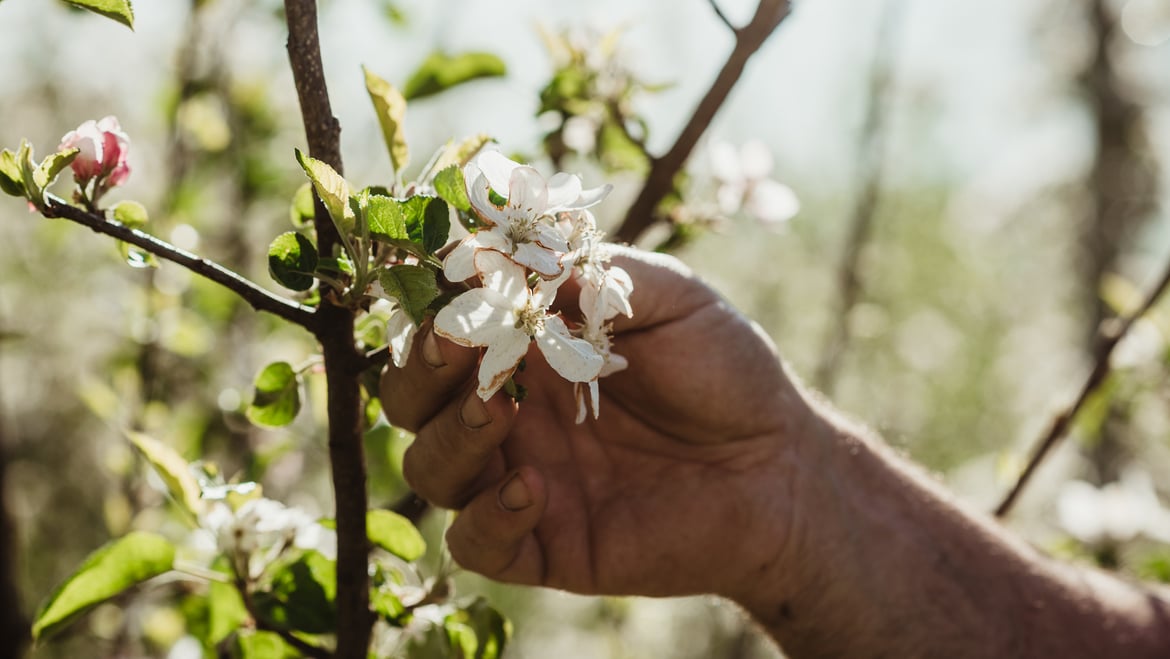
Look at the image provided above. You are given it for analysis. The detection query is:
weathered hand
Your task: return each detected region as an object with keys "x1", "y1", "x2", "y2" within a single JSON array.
[{"x1": 380, "y1": 247, "x2": 806, "y2": 601}]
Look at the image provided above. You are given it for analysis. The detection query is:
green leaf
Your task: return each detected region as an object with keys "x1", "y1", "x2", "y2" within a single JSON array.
[
  {"x1": 34, "y1": 148, "x2": 79, "y2": 191},
  {"x1": 363, "y1": 66, "x2": 410, "y2": 175},
  {"x1": 208, "y1": 558, "x2": 248, "y2": 644},
  {"x1": 32, "y1": 532, "x2": 174, "y2": 641},
  {"x1": 111, "y1": 200, "x2": 148, "y2": 227},
  {"x1": 252, "y1": 551, "x2": 336, "y2": 634},
  {"x1": 421, "y1": 196, "x2": 451, "y2": 253},
  {"x1": 235, "y1": 630, "x2": 300, "y2": 659},
  {"x1": 66, "y1": 0, "x2": 134, "y2": 30},
  {"x1": 370, "y1": 587, "x2": 405, "y2": 623},
  {"x1": 288, "y1": 182, "x2": 315, "y2": 228},
  {"x1": 444, "y1": 598, "x2": 511, "y2": 659},
  {"x1": 295, "y1": 149, "x2": 354, "y2": 236},
  {"x1": 428, "y1": 134, "x2": 492, "y2": 175},
  {"x1": 366, "y1": 195, "x2": 409, "y2": 242},
  {"x1": 246, "y1": 362, "x2": 302, "y2": 427},
  {"x1": 378, "y1": 265, "x2": 439, "y2": 325},
  {"x1": 0, "y1": 148, "x2": 25, "y2": 197},
  {"x1": 367, "y1": 509, "x2": 426, "y2": 561},
  {"x1": 125, "y1": 431, "x2": 204, "y2": 521},
  {"x1": 403, "y1": 51, "x2": 507, "y2": 101},
  {"x1": 434, "y1": 165, "x2": 470, "y2": 213},
  {"x1": 267, "y1": 231, "x2": 318, "y2": 291}
]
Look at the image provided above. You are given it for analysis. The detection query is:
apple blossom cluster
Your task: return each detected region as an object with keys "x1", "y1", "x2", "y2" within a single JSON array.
[
  {"x1": 58, "y1": 116, "x2": 131, "y2": 206},
  {"x1": 390, "y1": 150, "x2": 634, "y2": 423}
]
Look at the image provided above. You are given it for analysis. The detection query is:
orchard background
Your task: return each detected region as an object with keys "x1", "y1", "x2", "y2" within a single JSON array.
[{"x1": 3, "y1": 0, "x2": 1170, "y2": 657}]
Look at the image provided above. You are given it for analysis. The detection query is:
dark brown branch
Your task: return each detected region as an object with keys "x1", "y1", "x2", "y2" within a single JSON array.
[
  {"x1": 43, "y1": 197, "x2": 318, "y2": 329},
  {"x1": 283, "y1": 1, "x2": 372, "y2": 657},
  {"x1": 612, "y1": 0, "x2": 791, "y2": 245},
  {"x1": 813, "y1": 2, "x2": 902, "y2": 393},
  {"x1": 994, "y1": 256, "x2": 1170, "y2": 517}
]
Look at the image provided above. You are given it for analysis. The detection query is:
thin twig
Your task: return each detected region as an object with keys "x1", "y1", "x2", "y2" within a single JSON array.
[
  {"x1": 283, "y1": 1, "x2": 373, "y2": 657},
  {"x1": 707, "y1": 0, "x2": 737, "y2": 33},
  {"x1": 813, "y1": 0, "x2": 902, "y2": 392},
  {"x1": 994, "y1": 255, "x2": 1170, "y2": 517},
  {"x1": 42, "y1": 197, "x2": 318, "y2": 329},
  {"x1": 612, "y1": 0, "x2": 792, "y2": 245}
]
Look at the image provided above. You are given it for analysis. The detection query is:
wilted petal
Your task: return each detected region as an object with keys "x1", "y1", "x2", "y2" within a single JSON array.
[
  {"x1": 746, "y1": 180, "x2": 799, "y2": 225},
  {"x1": 433, "y1": 288, "x2": 517, "y2": 346},
  {"x1": 468, "y1": 173, "x2": 507, "y2": 225},
  {"x1": 477, "y1": 332, "x2": 530, "y2": 400},
  {"x1": 513, "y1": 242, "x2": 564, "y2": 278},
  {"x1": 387, "y1": 310, "x2": 417, "y2": 368},
  {"x1": 545, "y1": 172, "x2": 583, "y2": 210},
  {"x1": 536, "y1": 316, "x2": 604, "y2": 383}
]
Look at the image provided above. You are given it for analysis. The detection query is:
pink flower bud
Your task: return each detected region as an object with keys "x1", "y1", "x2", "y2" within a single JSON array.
[{"x1": 57, "y1": 115, "x2": 131, "y2": 188}]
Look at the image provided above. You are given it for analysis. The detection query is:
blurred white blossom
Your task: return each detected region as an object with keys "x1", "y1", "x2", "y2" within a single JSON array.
[{"x1": 1056, "y1": 469, "x2": 1170, "y2": 546}]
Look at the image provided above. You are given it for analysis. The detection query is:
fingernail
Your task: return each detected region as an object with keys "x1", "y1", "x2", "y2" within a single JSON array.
[
  {"x1": 459, "y1": 391, "x2": 492, "y2": 429},
  {"x1": 422, "y1": 329, "x2": 446, "y2": 369},
  {"x1": 499, "y1": 472, "x2": 533, "y2": 511}
]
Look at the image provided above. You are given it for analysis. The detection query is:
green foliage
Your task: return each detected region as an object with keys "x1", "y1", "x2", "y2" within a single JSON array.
[
  {"x1": 434, "y1": 165, "x2": 471, "y2": 212},
  {"x1": 368, "y1": 194, "x2": 450, "y2": 256},
  {"x1": 65, "y1": 0, "x2": 135, "y2": 30},
  {"x1": 288, "y1": 182, "x2": 316, "y2": 228},
  {"x1": 208, "y1": 575, "x2": 249, "y2": 645},
  {"x1": 366, "y1": 509, "x2": 426, "y2": 561},
  {"x1": 379, "y1": 265, "x2": 439, "y2": 325},
  {"x1": 253, "y1": 551, "x2": 336, "y2": 634},
  {"x1": 363, "y1": 66, "x2": 411, "y2": 175},
  {"x1": 295, "y1": 148, "x2": 354, "y2": 235},
  {"x1": 34, "y1": 148, "x2": 79, "y2": 194},
  {"x1": 32, "y1": 532, "x2": 175, "y2": 641},
  {"x1": 246, "y1": 362, "x2": 302, "y2": 427},
  {"x1": 234, "y1": 630, "x2": 300, "y2": 659},
  {"x1": 125, "y1": 430, "x2": 204, "y2": 522},
  {"x1": 403, "y1": 51, "x2": 507, "y2": 101},
  {"x1": 267, "y1": 231, "x2": 319, "y2": 291},
  {"x1": 445, "y1": 598, "x2": 511, "y2": 659},
  {"x1": 0, "y1": 147, "x2": 25, "y2": 197},
  {"x1": 111, "y1": 200, "x2": 158, "y2": 268}
]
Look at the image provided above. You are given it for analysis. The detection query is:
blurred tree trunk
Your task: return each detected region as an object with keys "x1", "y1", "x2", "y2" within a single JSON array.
[
  {"x1": 0, "y1": 437, "x2": 28, "y2": 658},
  {"x1": 1079, "y1": 0, "x2": 1159, "y2": 482}
]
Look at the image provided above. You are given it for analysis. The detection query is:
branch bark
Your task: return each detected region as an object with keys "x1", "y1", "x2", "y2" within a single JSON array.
[
  {"x1": 612, "y1": 0, "x2": 791, "y2": 245},
  {"x1": 283, "y1": 1, "x2": 372, "y2": 656},
  {"x1": 43, "y1": 197, "x2": 318, "y2": 329},
  {"x1": 994, "y1": 255, "x2": 1170, "y2": 517}
]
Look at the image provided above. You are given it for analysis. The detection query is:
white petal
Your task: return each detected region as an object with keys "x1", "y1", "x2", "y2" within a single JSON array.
[
  {"x1": 536, "y1": 316, "x2": 604, "y2": 383},
  {"x1": 574, "y1": 383, "x2": 588, "y2": 425},
  {"x1": 477, "y1": 333, "x2": 530, "y2": 400},
  {"x1": 745, "y1": 180, "x2": 800, "y2": 225},
  {"x1": 468, "y1": 173, "x2": 507, "y2": 226},
  {"x1": 717, "y1": 182, "x2": 745, "y2": 215},
  {"x1": 709, "y1": 141, "x2": 742, "y2": 182},
  {"x1": 512, "y1": 242, "x2": 565, "y2": 278},
  {"x1": 388, "y1": 311, "x2": 417, "y2": 368},
  {"x1": 562, "y1": 183, "x2": 612, "y2": 210},
  {"x1": 545, "y1": 172, "x2": 583, "y2": 210},
  {"x1": 739, "y1": 140, "x2": 774, "y2": 180},
  {"x1": 532, "y1": 264, "x2": 572, "y2": 309},
  {"x1": 601, "y1": 352, "x2": 628, "y2": 376},
  {"x1": 532, "y1": 222, "x2": 570, "y2": 253},
  {"x1": 507, "y1": 166, "x2": 549, "y2": 216},
  {"x1": 475, "y1": 150, "x2": 521, "y2": 194},
  {"x1": 443, "y1": 235, "x2": 482, "y2": 283},
  {"x1": 474, "y1": 249, "x2": 529, "y2": 304},
  {"x1": 433, "y1": 288, "x2": 517, "y2": 346}
]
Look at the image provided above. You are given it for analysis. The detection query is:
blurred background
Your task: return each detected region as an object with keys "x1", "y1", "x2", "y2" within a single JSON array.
[{"x1": 3, "y1": 0, "x2": 1170, "y2": 656}]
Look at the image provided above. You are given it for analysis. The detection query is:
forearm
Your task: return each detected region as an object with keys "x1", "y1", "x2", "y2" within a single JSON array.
[{"x1": 739, "y1": 396, "x2": 1170, "y2": 658}]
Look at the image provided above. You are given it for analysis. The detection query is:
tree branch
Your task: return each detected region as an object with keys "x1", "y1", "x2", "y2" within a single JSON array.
[
  {"x1": 612, "y1": 0, "x2": 792, "y2": 245},
  {"x1": 994, "y1": 255, "x2": 1170, "y2": 517},
  {"x1": 706, "y1": 0, "x2": 736, "y2": 33},
  {"x1": 42, "y1": 197, "x2": 318, "y2": 329},
  {"x1": 813, "y1": 1, "x2": 902, "y2": 393},
  {"x1": 283, "y1": 1, "x2": 372, "y2": 656}
]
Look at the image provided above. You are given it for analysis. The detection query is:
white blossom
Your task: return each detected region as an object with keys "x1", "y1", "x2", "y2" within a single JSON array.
[{"x1": 710, "y1": 139, "x2": 799, "y2": 226}]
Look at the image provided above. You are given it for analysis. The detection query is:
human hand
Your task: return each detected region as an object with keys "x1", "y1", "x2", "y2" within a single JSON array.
[{"x1": 380, "y1": 246, "x2": 809, "y2": 601}]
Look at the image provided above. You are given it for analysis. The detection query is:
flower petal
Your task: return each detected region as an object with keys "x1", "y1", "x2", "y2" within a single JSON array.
[
  {"x1": 739, "y1": 140, "x2": 774, "y2": 180},
  {"x1": 387, "y1": 310, "x2": 417, "y2": 368},
  {"x1": 536, "y1": 316, "x2": 604, "y2": 383},
  {"x1": 512, "y1": 241, "x2": 564, "y2": 278},
  {"x1": 745, "y1": 180, "x2": 800, "y2": 225},
  {"x1": 433, "y1": 288, "x2": 517, "y2": 347},
  {"x1": 561, "y1": 183, "x2": 612, "y2": 210},
  {"x1": 474, "y1": 249, "x2": 529, "y2": 304},
  {"x1": 507, "y1": 166, "x2": 549, "y2": 216},
  {"x1": 468, "y1": 173, "x2": 507, "y2": 225},
  {"x1": 442, "y1": 234, "x2": 481, "y2": 283},
  {"x1": 477, "y1": 333, "x2": 530, "y2": 400},
  {"x1": 532, "y1": 222, "x2": 570, "y2": 253},
  {"x1": 545, "y1": 172, "x2": 583, "y2": 211},
  {"x1": 474, "y1": 150, "x2": 520, "y2": 194}
]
